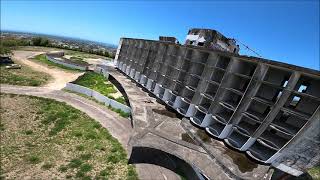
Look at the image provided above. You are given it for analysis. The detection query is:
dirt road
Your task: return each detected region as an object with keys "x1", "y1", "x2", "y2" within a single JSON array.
[{"x1": 12, "y1": 51, "x2": 83, "y2": 90}]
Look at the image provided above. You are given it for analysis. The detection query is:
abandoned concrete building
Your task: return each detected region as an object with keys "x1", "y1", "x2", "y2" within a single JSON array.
[
  {"x1": 185, "y1": 28, "x2": 239, "y2": 54},
  {"x1": 115, "y1": 29, "x2": 320, "y2": 176}
]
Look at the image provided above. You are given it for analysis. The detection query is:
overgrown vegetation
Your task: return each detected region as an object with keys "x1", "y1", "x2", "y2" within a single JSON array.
[
  {"x1": 32, "y1": 54, "x2": 81, "y2": 72},
  {"x1": 73, "y1": 72, "x2": 127, "y2": 105},
  {"x1": 0, "y1": 64, "x2": 51, "y2": 86},
  {"x1": 308, "y1": 166, "x2": 320, "y2": 180},
  {"x1": 0, "y1": 94, "x2": 138, "y2": 179}
]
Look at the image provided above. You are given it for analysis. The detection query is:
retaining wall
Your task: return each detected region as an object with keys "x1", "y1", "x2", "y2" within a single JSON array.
[
  {"x1": 46, "y1": 55, "x2": 88, "y2": 71},
  {"x1": 65, "y1": 83, "x2": 131, "y2": 114},
  {"x1": 115, "y1": 37, "x2": 320, "y2": 176}
]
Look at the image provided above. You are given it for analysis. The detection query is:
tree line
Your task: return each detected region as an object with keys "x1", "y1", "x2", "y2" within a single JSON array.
[{"x1": 0, "y1": 36, "x2": 115, "y2": 58}]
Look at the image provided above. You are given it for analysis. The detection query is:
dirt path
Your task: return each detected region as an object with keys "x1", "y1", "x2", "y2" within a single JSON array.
[{"x1": 12, "y1": 51, "x2": 83, "y2": 90}]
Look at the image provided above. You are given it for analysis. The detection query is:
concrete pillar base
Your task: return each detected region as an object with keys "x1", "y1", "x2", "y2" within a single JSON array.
[
  {"x1": 266, "y1": 152, "x2": 282, "y2": 164},
  {"x1": 240, "y1": 137, "x2": 256, "y2": 151},
  {"x1": 125, "y1": 66, "x2": 131, "y2": 75},
  {"x1": 153, "y1": 83, "x2": 165, "y2": 98},
  {"x1": 134, "y1": 71, "x2": 141, "y2": 82},
  {"x1": 162, "y1": 89, "x2": 172, "y2": 101},
  {"x1": 218, "y1": 124, "x2": 233, "y2": 139},
  {"x1": 130, "y1": 68, "x2": 136, "y2": 78},
  {"x1": 139, "y1": 75, "x2": 147, "y2": 86},
  {"x1": 201, "y1": 114, "x2": 213, "y2": 127},
  {"x1": 146, "y1": 78, "x2": 154, "y2": 91},
  {"x1": 186, "y1": 104, "x2": 196, "y2": 117},
  {"x1": 121, "y1": 64, "x2": 127, "y2": 72}
]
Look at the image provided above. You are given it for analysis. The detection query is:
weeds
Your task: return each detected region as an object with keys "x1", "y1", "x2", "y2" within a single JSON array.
[
  {"x1": 27, "y1": 155, "x2": 41, "y2": 164},
  {"x1": 0, "y1": 94, "x2": 138, "y2": 179},
  {"x1": 0, "y1": 64, "x2": 51, "y2": 86}
]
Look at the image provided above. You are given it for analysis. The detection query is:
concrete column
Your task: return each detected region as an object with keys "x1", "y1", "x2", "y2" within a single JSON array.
[
  {"x1": 219, "y1": 124, "x2": 233, "y2": 139},
  {"x1": 162, "y1": 89, "x2": 172, "y2": 102},
  {"x1": 139, "y1": 75, "x2": 147, "y2": 86},
  {"x1": 173, "y1": 96, "x2": 182, "y2": 109},
  {"x1": 114, "y1": 38, "x2": 123, "y2": 62},
  {"x1": 122, "y1": 64, "x2": 127, "y2": 72},
  {"x1": 240, "y1": 137, "x2": 257, "y2": 151},
  {"x1": 134, "y1": 71, "x2": 141, "y2": 82},
  {"x1": 130, "y1": 68, "x2": 136, "y2": 78},
  {"x1": 251, "y1": 71, "x2": 301, "y2": 139},
  {"x1": 125, "y1": 65, "x2": 131, "y2": 75},
  {"x1": 200, "y1": 114, "x2": 214, "y2": 127},
  {"x1": 186, "y1": 104, "x2": 196, "y2": 117},
  {"x1": 146, "y1": 78, "x2": 154, "y2": 91}
]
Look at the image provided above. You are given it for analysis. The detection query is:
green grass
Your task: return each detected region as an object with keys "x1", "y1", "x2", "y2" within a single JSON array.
[
  {"x1": 73, "y1": 72, "x2": 117, "y2": 94},
  {"x1": 32, "y1": 54, "x2": 82, "y2": 72},
  {"x1": 308, "y1": 166, "x2": 320, "y2": 180},
  {"x1": 0, "y1": 94, "x2": 138, "y2": 179},
  {"x1": 0, "y1": 64, "x2": 51, "y2": 86},
  {"x1": 73, "y1": 72, "x2": 127, "y2": 105}
]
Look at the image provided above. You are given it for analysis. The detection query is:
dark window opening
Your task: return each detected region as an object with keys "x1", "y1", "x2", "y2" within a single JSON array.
[
  {"x1": 198, "y1": 42, "x2": 204, "y2": 46},
  {"x1": 263, "y1": 107, "x2": 271, "y2": 116},
  {"x1": 273, "y1": 91, "x2": 283, "y2": 102},
  {"x1": 270, "y1": 129, "x2": 277, "y2": 134}
]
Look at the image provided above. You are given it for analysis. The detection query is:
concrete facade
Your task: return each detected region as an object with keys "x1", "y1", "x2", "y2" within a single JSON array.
[{"x1": 115, "y1": 37, "x2": 320, "y2": 176}]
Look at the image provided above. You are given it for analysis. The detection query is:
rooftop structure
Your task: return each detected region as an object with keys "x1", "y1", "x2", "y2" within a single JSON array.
[
  {"x1": 115, "y1": 35, "x2": 320, "y2": 177},
  {"x1": 185, "y1": 28, "x2": 239, "y2": 54}
]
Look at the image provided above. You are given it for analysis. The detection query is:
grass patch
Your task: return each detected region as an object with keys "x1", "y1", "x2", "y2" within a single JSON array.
[
  {"x1": 68, "y1": 158, "x2": 83, "y2": 168},
  {"x1": 308, "y1": 166, "x2": 320, "y2": 180},
  {"x1": 0, "y1": 94, "x2": 138, "y2": 179},
  {"x1": 73, "y1": 72, "x2": 117, "y2": 95},
  {"x1": 0, "y1": 64, "x2": 51, "y2": 86},
  {"x1": 73, "y1": 72, "x2": 127, "y2": 104},
  {"x1": 27, "y1": 155, "x2": 41, "y2": 164},
  {"x1": 32, "y1": 54, "x2": 82, "y2": 72},
  {"x1": 76, "y1": 145, "x2": 85, "y2": 151},
  {"x1": 25, "y1": 130, "x2": 33, "y2": 135}
]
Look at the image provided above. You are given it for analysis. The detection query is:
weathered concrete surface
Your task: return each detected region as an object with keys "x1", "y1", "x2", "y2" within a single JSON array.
[{"x1": 108, "y1": 68, "x2": 273, "y2": 180}]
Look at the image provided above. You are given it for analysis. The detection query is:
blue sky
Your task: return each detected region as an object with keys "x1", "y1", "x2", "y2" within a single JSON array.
[{"x1": 1, "y1": 0, "x2": 319, "y2": 69}]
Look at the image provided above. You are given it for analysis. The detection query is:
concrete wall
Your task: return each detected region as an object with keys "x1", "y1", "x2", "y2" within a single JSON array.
[
  {"x1": 65, "y1": 83, "x2": 131, "y2": 114},
  {"x1": 116, "y1": 38, "x2": 320, "y2": 176},
  {"x1": 46, "y1": 55, "x2": 88, "y2": 71}
]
